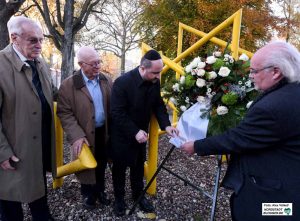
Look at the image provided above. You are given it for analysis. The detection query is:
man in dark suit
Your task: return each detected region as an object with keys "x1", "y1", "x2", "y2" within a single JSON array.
[
  {"x1": 182, "y1": 41, "x2": 300, "y2": 221},
  {"x1": 110, "y1": 50, "x2": 178, "y2": 216}
]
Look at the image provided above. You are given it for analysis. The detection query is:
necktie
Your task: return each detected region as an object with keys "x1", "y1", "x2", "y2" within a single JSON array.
[
  {"x1": 26, "y1": 60, "x2": 52, "y2": 171},
  {"x1": 26, "y1": 60, "x2": 42, "y2": 95}
]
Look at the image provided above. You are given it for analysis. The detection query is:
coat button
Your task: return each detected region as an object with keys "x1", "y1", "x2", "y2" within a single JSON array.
[
  {"x1": 92, "y1": 116, "x2": 95, "y2": 119},
  {"x1": 33, "y1": 112, "x2": 37, "y2": 115},
  {"x1": 33, "y1": 136, "x2": 37, "y2": 139},
  {"x1": 91, "y1": 131, "x2": 94, "y2": 134},
  {"x1": 90, "y1": 101, "x2": 93, "y2": 104}
]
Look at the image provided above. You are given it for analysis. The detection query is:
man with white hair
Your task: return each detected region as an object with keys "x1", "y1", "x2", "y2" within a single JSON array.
[
  {"x1": 57, "y1": 46, "x2": 112, "y2": 209},
  {"x1": 182, "y1": 41, "x2": 300, "y2": 220},
  {"x1": 0, "y1": 16, "x2": 56, "y2": 221}
]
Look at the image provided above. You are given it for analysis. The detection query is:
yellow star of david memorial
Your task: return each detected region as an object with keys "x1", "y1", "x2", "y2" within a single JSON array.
[{"x1": 52, "y1": 9, "x2": 253, "y2": 194}]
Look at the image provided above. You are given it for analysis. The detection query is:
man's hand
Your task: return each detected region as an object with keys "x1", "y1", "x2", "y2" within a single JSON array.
[
  {"x1": 181, "y1": 141, "x2": 195, "y2": 155},
  {"x1": 0, "y1": 155, "x2": 20, "y2": 170},
  {"x1": 135, "y1": 130, "x2": 148, "y2": 143},
  {"x1": 72, "y1": 137, "x2": 89, "y2": 157},
  {"x1": 165, "y1": 126, "x2": 179, "y2": 137}
]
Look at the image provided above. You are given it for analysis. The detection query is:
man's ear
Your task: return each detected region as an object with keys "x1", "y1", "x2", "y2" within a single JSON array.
[
  {"x1": 10, "y1": 33, "x2": 18, "y2": 43},
  {"x1": 272, "y1": 67, "x2": 283, "y2": 80}
]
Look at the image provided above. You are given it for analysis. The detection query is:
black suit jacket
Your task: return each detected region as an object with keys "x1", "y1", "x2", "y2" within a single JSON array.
[
  {"x1": 110, "y1": 67, "x2": 170, "y2": 165},
  {"x1": 195, "y1": 80, "x2": 300, "y2": 220}
]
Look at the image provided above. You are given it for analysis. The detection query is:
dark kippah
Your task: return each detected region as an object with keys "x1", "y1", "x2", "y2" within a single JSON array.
[{"x1": 143, "y1": 50, "x2": 161, "y2": 60}]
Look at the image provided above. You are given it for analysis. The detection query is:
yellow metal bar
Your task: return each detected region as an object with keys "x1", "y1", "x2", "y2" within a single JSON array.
[
  {"x1": 161, "y1": 10, "x2": 240, "y2": 75},
  {"x1": 172, "y1": 24, "x2": 184, "y2": 124},
  {"x1": 231, "y1": 9, "x2": 242, "y2": 60},
  {"x1": 179, "y1": 22, "x2": 253, "y2": 58},
  {"x1": 56, "y1": 144, "x2": 97, "y2": 178},
  {"x1": 53, "y1": 102, "x2": 64, "y2": 189},
  {"x1": 141, "y1": 43, "x2": 158, "y2": 194},
  {"x1": 161, "y1": 54, "x2": 185, "y2": 75},
  {"x1": 146, "y1": 115, "x2": 160, "y2": 195}
]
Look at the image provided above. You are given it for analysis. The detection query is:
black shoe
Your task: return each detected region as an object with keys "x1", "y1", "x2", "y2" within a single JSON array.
[
  {"x1": 113, "y1": 198, "x2": 127, "y2": 216},
  {"x1": 98, "y1": 192, "x2": 111, "y2": 206},
  {"x1": 138, "y1": 197, "x2": 154, "y2": 213},
  {"x1": 83, "y1": 195, "x2": 96, "y2": 209}
]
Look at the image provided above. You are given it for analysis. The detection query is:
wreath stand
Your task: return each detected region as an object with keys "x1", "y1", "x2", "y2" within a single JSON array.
[{"x1": 128, "y1": 145, "x2": 225, "y2": 221}]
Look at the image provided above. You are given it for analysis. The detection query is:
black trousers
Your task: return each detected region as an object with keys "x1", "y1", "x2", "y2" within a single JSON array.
[
  {"x1": 112, "y1": 147, "x2": 145, "y2": 200},
  {"x1": 0, "y1": 173, "x2": 51, "y2": 221},
  {"x1": 81, "y1": 126, "x2": 108, "y2": 197}
]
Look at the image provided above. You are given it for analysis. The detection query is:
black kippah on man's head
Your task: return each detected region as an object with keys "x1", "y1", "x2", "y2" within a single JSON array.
[{"x1": 143, "y1": 50, "x2": 161, "y2": 60}]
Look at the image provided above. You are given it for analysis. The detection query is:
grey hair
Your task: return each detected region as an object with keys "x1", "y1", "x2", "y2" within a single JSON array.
[
  {"x1": 262, "y1": 41, "x2": 300, "y2": 83},
  {"x1": 7, "y1": 16, "x2": 41, "y2": 37},
  {"x1": 140, "y1": 58, "x2": 152, "y2": 68}
]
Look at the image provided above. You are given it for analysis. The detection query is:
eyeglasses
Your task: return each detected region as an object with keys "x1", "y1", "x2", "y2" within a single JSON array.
[
  {"x1": 16, "y1": 34, "x2": 44, "y2": 44},
  {"x1": 249, "y1": 66, "x2": 274, "y2": 75},
  {"x1": 81, "y1": 61, "x2": 101, "y2": 67}
]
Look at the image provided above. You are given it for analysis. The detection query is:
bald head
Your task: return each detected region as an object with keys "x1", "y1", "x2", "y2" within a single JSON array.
[
  {"x1": 76, "y1": 46, "x2": 99, "y2": 63},
  {"x1": 76, "y1": 46, "x2": 101, "y2": 80}
]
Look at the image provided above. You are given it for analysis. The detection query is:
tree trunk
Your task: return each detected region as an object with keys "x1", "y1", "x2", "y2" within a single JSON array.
[
  {"x1": 121, "y1": 51, "x2": 126, "y2": 74},
  {"x1": 0, "y1": 18, "x2": 10, "y2": 50},
  {"x1": 60, "y1": 37, "x2": 74, "y2": 81},
  {"x1": 120, "y1": 28, "x2": 126, "y2": 74},
  {"x1": 0, "y1": 0, "x2": 25, "y2": 50},
  {"x1": 60, "y1": 0, "x2": 75, "y2": 81}
]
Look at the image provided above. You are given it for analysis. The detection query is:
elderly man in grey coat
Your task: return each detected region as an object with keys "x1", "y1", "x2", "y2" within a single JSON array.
[{"x1": 0, "y1": 16, "x2": 56, "y2": 221}]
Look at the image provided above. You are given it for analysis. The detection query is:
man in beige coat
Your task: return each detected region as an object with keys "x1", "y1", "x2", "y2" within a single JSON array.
[
  {"x1": 0, "y1": 17, "x2": 56, "y2": 221},
  {"x1": 57, "y1": 46, "x2": 112, "y2": 209}
]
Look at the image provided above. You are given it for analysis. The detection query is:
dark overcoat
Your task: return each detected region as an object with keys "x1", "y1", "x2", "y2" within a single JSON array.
[
  {"x1": 0, "y1": 45, "x2": 56, "y2": 203},
  {"x1": 57, "y1": 70, "x2": 112, "y2": 184},
  {"x1": 194, "y1": 80, "x2": 300, "y2": 220},
  {"x1": 110, "y1": 67, "x2": 170, "y2": 166}
]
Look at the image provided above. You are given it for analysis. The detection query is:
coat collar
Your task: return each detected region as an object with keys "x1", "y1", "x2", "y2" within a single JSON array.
[
  {"x1": 132, "y1": 66, "x2": 150, "y2": 87},
  {"x1": 73, "y1": 70, "x2": 108, "y2": 89},
  {"x1": 3, "y1": 44, "x2": 42, "y2": 72},
  {"x1": 250, "y1": 78, "x2": 288, "y2": 109}
]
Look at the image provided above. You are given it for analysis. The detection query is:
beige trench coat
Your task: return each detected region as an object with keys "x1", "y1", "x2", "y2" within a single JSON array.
[
  {"x1": 57, "y1": 70, "x2": 112, "y2": 184},
  {"x1": 0, "y1": 45, "x2": 56, "y2": 203}
]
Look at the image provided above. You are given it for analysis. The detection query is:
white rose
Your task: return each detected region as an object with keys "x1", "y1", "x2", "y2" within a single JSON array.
[
  {"x1": 239, "y1": 53, "x2": 249, "y2": 61},
  {"x1": 206, "y1": 56, "x2": 217, "y2": 64},
  {"x1": 218, "y1": 66, "x2": 231, "y2": 77},
  {"x1": 197, "y1": 61, "x2": 206, "y2": 69},
  {"x1": 216, "y1": 106, "x2": 228, "y2": 115},
  {"x1": 169, "y1": 97, "x2": 177, "y2": 105},
  {"x1": 197, "y1": 96, "x2": 206, "y2": 103},
  {"x1": 246, "y1": 101, "x2": 253, "y2": 109},
  {"x1": 196, "y1": 78, "x2": 206, "y2": 88},
  {"x1": 172, "y1": 83, "x2": 180, "y2": 92},
  {"x1": 213, "y1": 51, "x2": 222, "y2": 57},
  {"x1": 190, "y1": 57, "x2": 201, "y2": 68},
  {"x1": 180, "y1": 76, "x2": 185, "y2": 84},
  {"x1": 207, "y1": 71, "x2": 217, "y2": 80},
  {"x1": 185, "y1": 65, "x2": 192, "y2": 73},
  {"x1": 180, "y1": 105, "x2": 187, "y2": 112},
  {"x1": 196, "y1": 68, "x2": 206, "y2": 77}
]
